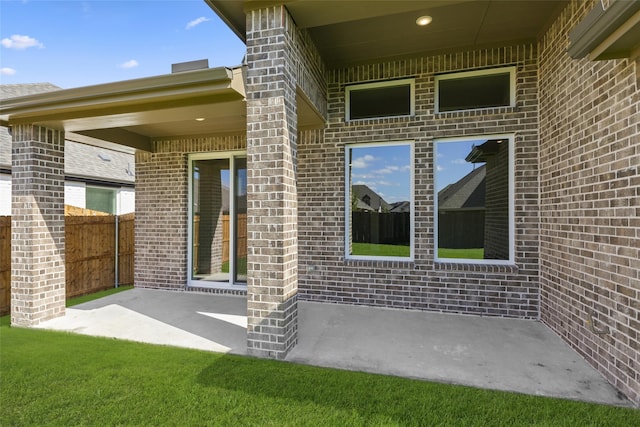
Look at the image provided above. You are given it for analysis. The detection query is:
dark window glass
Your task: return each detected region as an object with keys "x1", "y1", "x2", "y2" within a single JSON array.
[
  {"x1": 349, "y1": 83, "x2": 411, "y2": 120},
  {"x1": 438, "y1": 72, "x2": 511, "y2": 112}
]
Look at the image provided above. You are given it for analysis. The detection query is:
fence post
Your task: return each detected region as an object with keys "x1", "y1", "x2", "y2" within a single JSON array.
[{"x1": 114, "y1": 214, "x2": 119, "y2": 288}]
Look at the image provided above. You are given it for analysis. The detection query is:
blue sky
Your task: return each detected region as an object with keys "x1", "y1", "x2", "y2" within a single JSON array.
[
  {"x1": 350, "y1": 141, "x2": 483, "y2": 202},
  {"x1": 0, "y1": 0, "x2": 246, "y2": 88},
  {"x1": 435, "y1": 139, "x2": 484, "y2": 192},
  {"x1": 350, "y1": 144, "x2": 412, "y2": 204}
]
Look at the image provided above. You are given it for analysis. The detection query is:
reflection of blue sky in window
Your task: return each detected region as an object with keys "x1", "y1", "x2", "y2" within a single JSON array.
[
  {"x1": 436, "y1": 139, "x2": 486, "y2": 192},
  {"x1": 350, "y1": 144, "x2": 411, "y2": 203}
]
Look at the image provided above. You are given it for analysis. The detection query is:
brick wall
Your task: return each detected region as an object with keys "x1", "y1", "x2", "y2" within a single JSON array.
[
  {"x1": 134, "y1": 135, "x2": 245, "y2": 290},
  {"x1": 484, "y1": 142, "x2": 510, "y2": 260},
  {"x1": 298, "y1": 45, "x2": 540, "y2": 318},
  {"x1": 538, "y1": 0, "x2": 640, "y2": 406},
  {"x1": 10, "y1": 124, "x2": 66, "y2": 326}
]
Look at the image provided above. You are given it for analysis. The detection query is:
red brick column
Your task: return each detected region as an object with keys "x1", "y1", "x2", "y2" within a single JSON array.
[{"x1": 11, "y1": 124, "x2": 66, "y2": 326}]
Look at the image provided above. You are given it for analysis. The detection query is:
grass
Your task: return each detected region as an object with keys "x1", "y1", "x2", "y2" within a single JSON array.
[
  {"x1": 66, "y1": 285, "x2": 134, "y2": 307},
  {"x1": 1, "y1": 290, "x2": 637, "y2": 426},
  {"x1": 221, "y1": 257, "x2": 247, "y2": 275},
  {"x1": 438, "y1": 248, "x2": 485, "y2": 259},
  {"x1": 352, "y1": 243, "x2": 410, "y2": 257}
]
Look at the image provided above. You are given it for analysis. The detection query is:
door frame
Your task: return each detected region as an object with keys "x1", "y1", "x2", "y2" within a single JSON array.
[{"x1": 187, "y1": 151, "x2": 247, "y2": 289}]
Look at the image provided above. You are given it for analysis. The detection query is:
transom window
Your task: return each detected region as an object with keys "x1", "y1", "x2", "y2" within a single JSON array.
[
  {"x1": 435, "y1": 135, "x2": 514, "y2": 264},
  {"x1": 345, "y1": 79, "x2": 415, "y2": 121},
  {"x1": 435, "y1": 67, "x2": 515, "y2": 113},
  {"x1": 345, "y1": 141, "x2": 414, "y2": 260}
]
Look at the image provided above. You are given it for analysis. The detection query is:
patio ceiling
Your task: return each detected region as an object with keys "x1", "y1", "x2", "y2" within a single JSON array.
[{"x1": 208, "y1": 0, "x2": 567, "y2": 67}]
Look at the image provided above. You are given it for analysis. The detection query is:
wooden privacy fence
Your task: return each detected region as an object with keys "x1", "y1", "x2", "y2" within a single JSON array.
[
  {"x1": 0, "y1": 210, "x2": 134, "y2": 316},
  {"x1": 0, "y1": 217, "x2": 10, "y2": 317},
  {"x1": 222, "y1": 214, "x2": 247, "y2": 263},
  {"x1": 192, "y1": 213, "x2": 247, "y2": 274},
  {"x1": 352, "y1": 211, "x2": 410, "y2": 245},
  {"x1": 438, "y1": 210, "x2": 485, "y2": 249}
]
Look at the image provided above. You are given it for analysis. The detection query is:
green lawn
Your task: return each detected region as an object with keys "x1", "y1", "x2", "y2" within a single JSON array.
[
  {"x1": 438, "y1": 248, "x2": 485, "y2": 259},
  {"x1": 352, "y1": 243, "x2": 410, "y2": 257},
  {"x1": 221, "y1": 257, "x2": 247, "y2": 274},
  {"x1": 1, "y1": 292, "x2": 638, "y2": 426}
]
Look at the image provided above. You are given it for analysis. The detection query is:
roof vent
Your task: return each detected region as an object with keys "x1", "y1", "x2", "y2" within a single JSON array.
[{"x1": 171, "y1": 59, "x2": 209, "y2": 73}]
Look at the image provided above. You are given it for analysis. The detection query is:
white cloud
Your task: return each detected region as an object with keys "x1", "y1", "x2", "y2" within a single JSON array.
[
  {"x1": 186, "y1": 16, "x2": 210, "y2": 30},
  {"x1": 119, "y1": 59, "x2": 139, "y2": 69},
  {"x1": 351, "y1": 154, "x2": 375, "y2": 169},
  {"x1": 452, "y1": 158, "x2": 467, "y2": 164},
  {"x1": 0, "y1": 67, "x2": 16, "y2": 75},
  {"x1": 1, "y1": 34, "x2": 44, "y2": 50},
  {"x1": 436, "y1": 164, "x2": 445, "y2": 172}
]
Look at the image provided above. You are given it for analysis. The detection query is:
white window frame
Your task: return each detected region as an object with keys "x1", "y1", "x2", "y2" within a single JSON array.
[
  {"x1": 187, "y1": 151, "x2": 247, "y2": 290},
  {"x1": 434, "y1": 66, "x2": 516, "y2": 113},
  {"x1": 345, "y1": 140, "x2": 415, "y2": 262},
  {"x1": 434, "y1": 134, "x2": 515, "y2": 265},
  {"x1": 345, "y1": 78, "x2": 415, "y2": 121}
]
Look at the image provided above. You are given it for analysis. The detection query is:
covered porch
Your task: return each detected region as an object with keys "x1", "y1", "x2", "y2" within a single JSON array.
[
  {"x1": 1, "y1": 61, "x2": 325, "y2": 358},
  {"x1": 34, "y1": 287, "x2": 632, "y2": 407}
]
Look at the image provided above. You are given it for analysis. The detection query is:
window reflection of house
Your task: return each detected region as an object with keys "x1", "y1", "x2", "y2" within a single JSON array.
[
  {"x1": 465, "y1": 139, "x2": 509, "y2": 260},
  {"x1": 438, "y1": 164, "x2": 486, "y2": 250},
  {"x1": 351, "y1": 185, "x2": 389, "y2": 212}
]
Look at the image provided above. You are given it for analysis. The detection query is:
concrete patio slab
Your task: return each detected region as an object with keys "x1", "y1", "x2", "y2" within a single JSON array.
[
  {"x1": 35, "y1": 288, "x2": 248, "y2": 354},
  {"x1": 288, "y1": 301, "x2": 632, "y2": 407},
  {"x1": 34, "y1": 288, "x2": 632, "y2": 407}
]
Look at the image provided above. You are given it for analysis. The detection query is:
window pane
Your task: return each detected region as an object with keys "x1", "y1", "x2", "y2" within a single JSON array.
[
  {"x1": 436, "y1": 138, "x2": 510, "y2": 261},
  {"x1": 347, "y1": 143, "x2": 412, "y2": 258},
  {"x1": 86, "y1": 187, "x2": 116, "y2": 214},
  {"x1": 438, "y1": 71, "x2": 511, "y2": 112},
  {"x1": 192, "y1": 159, "x2": 229, "y2": 282},
  {"x1": 348, "y1": 83, "x2": 411, "y2": 120}
]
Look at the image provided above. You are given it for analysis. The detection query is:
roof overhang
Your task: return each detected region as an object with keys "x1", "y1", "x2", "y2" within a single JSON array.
[
  {"x1": 568, "y1": 0, "x2": 640, "y2": 60},
  {"x1": 1, "y1": 64, "x2": 325, "y2": 151},
  {"x1": 0, "y1": 67, "x2": 247, "y2": 152},
  {"x1": 208, "y1": 0, "x2": 566, "y2": 67}
]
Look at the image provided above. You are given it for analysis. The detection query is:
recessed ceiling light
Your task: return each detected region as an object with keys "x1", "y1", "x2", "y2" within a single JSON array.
[
  {"x1": 416, "y1": 15, "x2": 432, "y2": 26},
  {"x1": 195, "y1": 117, "x2": 205, "y2": 121}
]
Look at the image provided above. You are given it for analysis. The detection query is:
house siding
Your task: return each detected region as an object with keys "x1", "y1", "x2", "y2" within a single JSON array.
[
  {"x1": 538, "y1": 0, "x2": 640, "y2": 406},
  {"x1": 298, "y1": 44, "x2": 540, "y2": 318},
  {"x1": 134, "y1": 136, "x2": 245, "y2": 290}
]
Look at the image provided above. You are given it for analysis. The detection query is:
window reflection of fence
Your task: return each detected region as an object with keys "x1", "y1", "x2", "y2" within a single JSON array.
[
  {"x1": 352, "y1": 212, "x2": 410, "y2": 245},
  {"x1": 222, "y1": 214, "x2": 247, "y2": 263},
  {"x1": 192, "y1": 214, "x2": 247, "y2": 274},
  {"x1": 438, "y1": 210, "x2": 485, "y2": 249},
  {"x1": 0, "y1": 209, "x2": 135, "y2": 316}
]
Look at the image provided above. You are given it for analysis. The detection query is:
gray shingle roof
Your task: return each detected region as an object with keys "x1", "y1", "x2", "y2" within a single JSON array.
[
  {"x1": 352, "y1": 184, "x2": 390, "y2": 211},
  {"x1": 1, "y1": 84, "x2": 134, "y2": 184},
  {"x1": 438, "y1": 165, "x2": 486, "y2": 210}
]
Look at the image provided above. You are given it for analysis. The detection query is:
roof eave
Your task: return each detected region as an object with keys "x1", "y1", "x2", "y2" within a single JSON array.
[
  {"x1": 0, "y1": 67, "x2": 241, "y2": 125},
  {"x1": 567, "y1": 0, "x2": 640, "y2": 60}
]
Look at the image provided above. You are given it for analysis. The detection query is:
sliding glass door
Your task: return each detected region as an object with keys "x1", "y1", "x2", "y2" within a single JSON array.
[{"x1": 189, "y1": 154, "x2": 246, "y2": 286}]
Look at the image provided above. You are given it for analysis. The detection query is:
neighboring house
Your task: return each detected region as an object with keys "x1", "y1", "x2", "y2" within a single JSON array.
[
  {"x1": 0, "y1": 0, "x2": 638, "y2": 406},
  {"x1": 351, "y1": 184, "x2": 390, "y2": 212},
  {"x1": 437, "y1": 164, "x2": 486, "y2": 250},
  {"x1": 0, "y1": 84, "x2": 135, "y2": 215}
]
